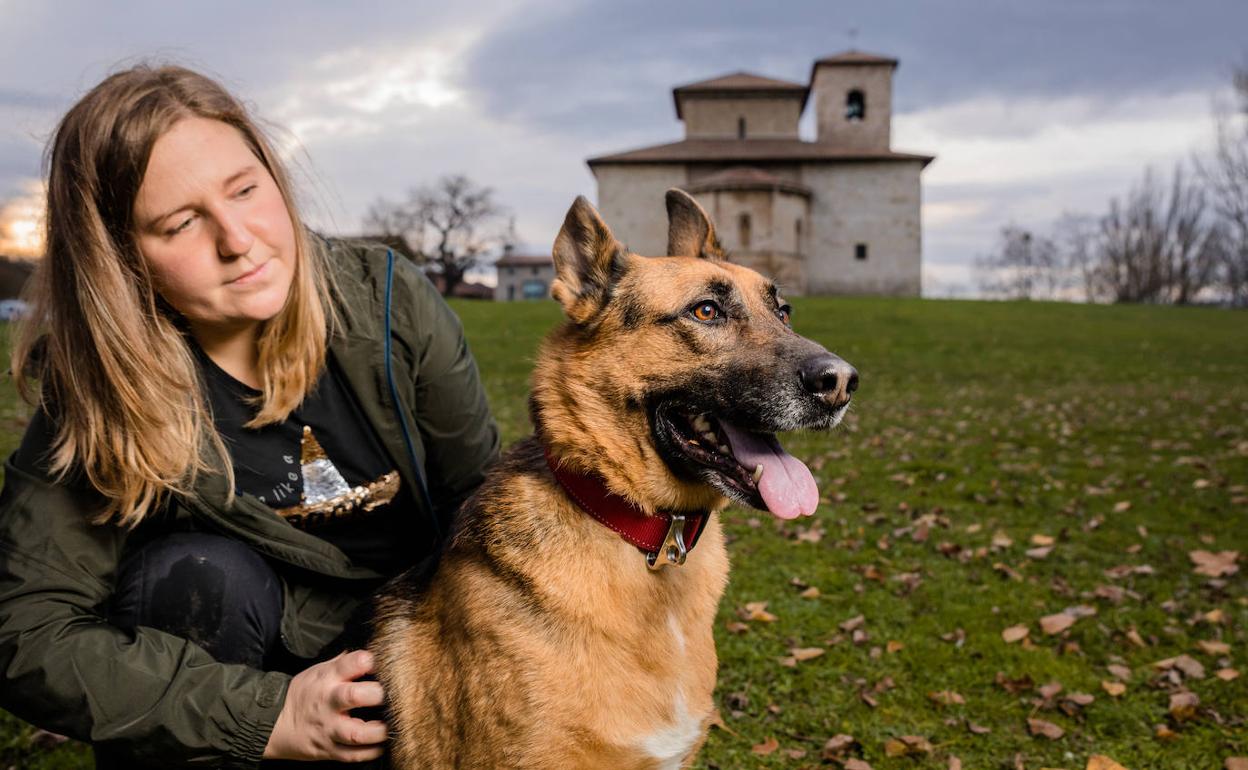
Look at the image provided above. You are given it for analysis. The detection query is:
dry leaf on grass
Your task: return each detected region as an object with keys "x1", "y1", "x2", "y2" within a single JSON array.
[
  {"x1": 821, "y1": 734, "x2": 856, "y2": 758},
  {"x1": 739, "y1": 602, "x2": 778, "y2": 622},
  {"x1": 1027, "y1": 546, "x2": 1054, "y2": 559},
  {"x1": 1027, "y1": 718, "x2": 1065, "y2": 739},
  {"x1": 884, "y1": 735, "x2": 933, "y2": 756},
  {"x1": 1102, "y1": 680, "x2": 1127, "y2": 697},
  {"x1": 1216, "y1": 668, "x2": 1240, "y2": 681},
  {"x1": 1086, "y1": 755, "x2": 1130, "y2": 770},
  {"x1": 1197, "y1": 639, "x2": 1231, "y2": 655},
  {"x1": 779, "y1": 647, "x2": 825, "y2": 667},
  {"x1": 840, "y1": 614, "x2": 866, "y2": 632},
  {"x1": 928, "y1": 690, "x2": 966, "y2": 706},
  {"x1": 705, "y1": 709, "x2": 738, "y2": 737},
  {"x1": 1002, "y1": 624, "x2": 1030, "y2": 643},
  {"x1": 1041, "y1": 612, "x2": 1077, "y2": 635},
  {"x1": 1189, "y1": 550, "x2": 1240, "y2": 577},
  {"x1": 1169, "y1": 691, "x2": 1200, "y2": 721},
  {"x1": 1032, "y1": 533, "x2": 1056, "y2": 546},
  {"x1": 1154, "y1": 654, "x2": 1206, "y2": 679},
  {"x1": 751, "y1": 737, "x2": 780, "y2": 756},
  {"x1": 1107, "y1": 663, "x2": 1132, "y2": 680},
  {"x1": 844, "y1": 759, "x2": 874, "y2": 770},
  {"x1": 1225, "y1": 758, "x2": 1248, "y2": 770},
  {"x1": 1155, "y1": 723, "x2": 1179, "y2": 741},
  {"x1": 949, "y1": 757, "x2": 963, "y2": 770}
]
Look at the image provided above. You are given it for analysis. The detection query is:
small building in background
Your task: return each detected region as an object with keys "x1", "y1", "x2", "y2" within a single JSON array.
[
  {"x1": 587, "y1": 50, "x2": 934, "y2": 296},
  {"x1": 494, "y1": 247, "x2": 555, "y2": 301}
]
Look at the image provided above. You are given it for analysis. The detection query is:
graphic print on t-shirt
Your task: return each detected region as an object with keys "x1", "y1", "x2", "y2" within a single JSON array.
[{"x1": 273, "y1": 425, "x2": 400, "y2": 529}]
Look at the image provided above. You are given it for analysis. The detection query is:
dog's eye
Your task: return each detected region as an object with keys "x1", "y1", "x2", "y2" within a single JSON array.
[
  {"x1": 691, "y1": 301, "x2": 721, "y2": 323},
  {"x1": 777, "y1": 304, "x2": 792, "y2": 325}
]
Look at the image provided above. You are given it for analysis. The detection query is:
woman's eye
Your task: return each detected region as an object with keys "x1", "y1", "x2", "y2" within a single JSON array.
[
  {"x1": 166, "y1": 215, "x2": 196, "y2": 236},
  {"x1": 235, "y1": 184, "x2": 257, "y2": 198},
  {"x1": 691, "y1": 301, "x2": 721, "y2": 322}
]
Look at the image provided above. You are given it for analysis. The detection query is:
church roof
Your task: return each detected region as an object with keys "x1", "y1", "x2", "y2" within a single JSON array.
[
  {"x1": 684, "y1": 166, "x2": 812, "y2": 197},
  {"x1": 672, "y1": 71, "x2": 809, "y2": 118},
  {"x1": 495, "y1": 253, "x2": 553, "y2": 268},
  {"x1": 812, "y1": 50, "x2": 899, "y2": 68},
  {"x1": 587, "y1": 138, "x2": 934, "y2": 168}
]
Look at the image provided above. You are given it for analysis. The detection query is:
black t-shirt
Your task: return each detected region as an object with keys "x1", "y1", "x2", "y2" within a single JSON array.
[{"x1": 197, "y1": 346, "x2": 426, "y2": 575}]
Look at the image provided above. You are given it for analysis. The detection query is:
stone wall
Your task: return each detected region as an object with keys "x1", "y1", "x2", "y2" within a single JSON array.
[
  {"x1": 681, "y1": 97, "x2": 802, "y2": 140},
  {"x1": 801, "y1": 161, "x2": 923, "y2": 296}
]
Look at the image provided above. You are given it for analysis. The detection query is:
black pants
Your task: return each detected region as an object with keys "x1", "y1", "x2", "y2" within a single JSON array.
[{"x1": 97, "y1": 532, "x2": 385, "y2": 769}]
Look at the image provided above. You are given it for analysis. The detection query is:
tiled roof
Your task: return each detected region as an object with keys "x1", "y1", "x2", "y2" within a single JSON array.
[
  {"x1": 672, "y1": 71, "x2": 809, "y2": 118},
  {"x1": 588, "y1": 138, "x2": 933, "y2": 167}
]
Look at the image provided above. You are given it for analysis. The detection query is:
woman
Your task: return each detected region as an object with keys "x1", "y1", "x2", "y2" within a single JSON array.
[{"x1": 0, "y1": 64, "x2": 500, "y2": 767}]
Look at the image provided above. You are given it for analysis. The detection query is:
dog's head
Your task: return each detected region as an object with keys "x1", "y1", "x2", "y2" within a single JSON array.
[{"x1": 532, "y1": 190, "x2": 857, "y2": 520}]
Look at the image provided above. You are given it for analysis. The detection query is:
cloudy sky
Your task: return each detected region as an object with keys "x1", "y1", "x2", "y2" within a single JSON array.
[{"x1": 1, "y1": 0, "x2": 1244, "y2": 295}]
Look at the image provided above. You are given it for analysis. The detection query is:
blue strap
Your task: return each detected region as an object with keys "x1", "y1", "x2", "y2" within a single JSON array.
[{"x1": 384, "y1": 249, "x2": 442, "y2": 542}]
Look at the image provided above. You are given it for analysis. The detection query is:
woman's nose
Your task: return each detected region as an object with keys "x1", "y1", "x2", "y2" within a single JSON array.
[{"x1": 216, "y1": 210, "x2": 255, "y2": 259}]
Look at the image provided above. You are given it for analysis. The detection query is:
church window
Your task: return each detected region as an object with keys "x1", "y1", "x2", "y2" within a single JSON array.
[
  {"x1": 855, "y1": 243, "x2": 868, "y2": 261},
  {"x1": 846, "y1": 90, "x2": 866, "y2": 121},
  {"x1": 738, "y1": 117, "x2": 746, "y2": 139},
  {"x1": 739, "y1": 213, "x2": 752, "y2": 248}
]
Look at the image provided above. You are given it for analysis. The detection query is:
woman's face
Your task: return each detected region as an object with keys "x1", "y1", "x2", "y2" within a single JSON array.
[{"x1": 132, "y1": 117, "x2": 297, "y2": 341}]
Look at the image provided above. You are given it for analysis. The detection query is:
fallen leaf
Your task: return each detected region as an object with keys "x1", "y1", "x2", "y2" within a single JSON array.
[
  {"x1": 780, "y1": 646, "x2": 825, "y2": 667},
  {"x1": 740, "y1": 602, "x2": 778, "y2": 622},
  {"x1": 949, "y1": 757, "x2": 963, "y2": 770},
  {"x1": 800, "y1": 586, "x2": 821, "y2": 599},
  {"x1": 1032, "y1": 533, "x2": 1056, "y2": 546},
  {"x1": 1038, "y1": 681, "x2": 1064, "y2": 700},
  {"x1": 1027, "y1": 546, "x2": 1054, "y2": 560},
  {"x1": 1226, "y1": 758, "x2": 1248, "y2": 770},
  {"x1": 1113, "y1": 500, "x2": 1132, "y2": 512},
  {"x1": 1169, "y1": 691, "x2": 1200, "y2": 721},
  {"x1": 1087, "y1": 756, "x2": 1129, "y2": 770},
  {"x1": 1205, "y1": 608, "x2": 1227, "y2": 624},
  {"x1": 1107, "y1": 663, "x2": 1133, "y2": 680},
  {"x1": 1040, "y1": 612, "x2": 1077, "y2": 635},
  {"x1": 886, "y1": 640, "x2": 905, "y2": 654},
  {"x1": 928, "y1": 690, "x2": 966, "y2": 706},
  {"x1": 725, "y1": 621, "x2": 749, "y2": 634},
  {"x1": 1028, "y1": 718, "x2": 1065, "y2": 739},
  {"x1": 1197, "y1": 640, "x2": 1231, "y2": 655},
  {"x1": 1002, "y1": 624, "x2": 1030, "y2": 643},
  {"x1": 1155, "y1": 723, "x2": 1179, "y2": 741},
  {"x1": 967, "y1": 721, "x2": 992, "y2": 734},
  {"x1": 1154, "y1": 654, "x2": 1206, "y2": 679},
  {"x1": 840, "y1": 614, "x2": 866, "y2": 632},
  {"x1": 992, "y1": 531, "x2": 1014, "y2": 548},
  {"x1": 1216, "y1": 668, "x2": 1240, "y2": 681},
  {"x1": 752, "y1": 737, "x2": 780, "y2": 756},
  {"x1": 844, "y1": 760, "x2": 874, "y2": 770},
  {"x1": 1102, "y1": 680, "x2": 1127, "y2": 697},
  {"x1": 785, "y1": 748, "x2": 807, "y2": 759},
  {"x1": 1190, "y1": 550, "x2": 1240, "y2": 577},
  {"x1": 822, "y1": 734, "x2": 856, "y2": 757},
  {"x1": 883, "y1": 739, "x2": 908, "y2": 757}
]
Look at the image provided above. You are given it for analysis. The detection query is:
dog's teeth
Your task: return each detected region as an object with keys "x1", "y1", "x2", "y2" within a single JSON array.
[
  {"x1": 752, "y1": 464, "x2": 764, "y2": 483},
  {"x1": 692, "y1": 415, "x2": 711, "y2": 432}
]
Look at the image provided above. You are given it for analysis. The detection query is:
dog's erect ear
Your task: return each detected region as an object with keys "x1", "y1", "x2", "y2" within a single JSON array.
[
  {"x1": 666, "y1": 188, "x2": 725, "y2": 260},
  {"x1": 551, "y1": 195, "x2": 627, "y2": 323}
]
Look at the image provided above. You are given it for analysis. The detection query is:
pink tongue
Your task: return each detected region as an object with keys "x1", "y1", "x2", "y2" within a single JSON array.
[{"x1": 719, "y1": 422, "x2": 819, "y2": 519}]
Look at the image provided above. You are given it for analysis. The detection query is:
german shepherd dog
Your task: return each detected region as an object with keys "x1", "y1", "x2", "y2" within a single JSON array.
[{"x1": 370, "y1": 189, "x2": 857, "y2": 769}]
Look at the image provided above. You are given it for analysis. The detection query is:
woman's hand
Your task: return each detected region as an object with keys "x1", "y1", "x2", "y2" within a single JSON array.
[{"x1": 263, "y1": 649, "x2": 388, "y2": 762}]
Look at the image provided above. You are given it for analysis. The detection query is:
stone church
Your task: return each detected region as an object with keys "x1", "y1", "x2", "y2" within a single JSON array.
[{"x1": 587, "y1": 51, "x2": 933, "y2": 295}]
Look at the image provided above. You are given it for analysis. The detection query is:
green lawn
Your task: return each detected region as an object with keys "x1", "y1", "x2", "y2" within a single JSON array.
[{"x1": 2, "y1": 297, "x2": 1246, "y2": 769}]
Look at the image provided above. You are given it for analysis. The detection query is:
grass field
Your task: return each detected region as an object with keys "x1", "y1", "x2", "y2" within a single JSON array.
[{"x1": 2, "y1": 296, "x2": 1246, "y2": 769}]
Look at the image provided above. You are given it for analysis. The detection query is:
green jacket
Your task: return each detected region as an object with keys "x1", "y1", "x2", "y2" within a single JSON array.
[{"x1": 0, "y1": 238, "x2": 501, "y2": 767}]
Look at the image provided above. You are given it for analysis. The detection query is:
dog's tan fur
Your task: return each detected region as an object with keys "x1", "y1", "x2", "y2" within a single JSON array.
[{"x1": 371, "y1": 190, "x2": 848, "y2": 768}]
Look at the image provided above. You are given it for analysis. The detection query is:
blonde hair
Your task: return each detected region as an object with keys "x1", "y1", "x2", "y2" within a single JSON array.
[{"x1": 12, "y1": 63, "x2": 335, "y2": 527}]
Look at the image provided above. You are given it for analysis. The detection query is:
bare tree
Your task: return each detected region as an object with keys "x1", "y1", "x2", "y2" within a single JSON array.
[
  {"x1": 1195, "y1": 60, "x2": 1248, "y2": 306},
  {"x1": 974, "y1": 225, "x2": 1061, "y2": 300},
  {"x1": 363, "y1": 175, "x2": 507, "y2": 297},
  {"x1": 1095, "y1": 164, "x2": 1217, "y2": 304}
]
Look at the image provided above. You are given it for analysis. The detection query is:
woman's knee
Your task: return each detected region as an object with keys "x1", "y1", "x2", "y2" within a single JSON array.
[{"x1": 110, "y1": 532, "x2": 283, "y2": 666}]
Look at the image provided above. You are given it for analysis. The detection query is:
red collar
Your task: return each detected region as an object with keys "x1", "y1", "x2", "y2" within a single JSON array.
[{"x1": 544, "y1": 448, "x2": 709, "y2": 569}]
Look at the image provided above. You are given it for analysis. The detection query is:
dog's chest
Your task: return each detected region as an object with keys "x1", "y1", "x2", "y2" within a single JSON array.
[{"x1": 637, "y1": 688, "x2": 704, "y2": 769}]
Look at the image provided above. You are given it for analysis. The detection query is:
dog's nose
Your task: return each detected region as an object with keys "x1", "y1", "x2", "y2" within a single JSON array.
[{"x1": 798, "y1": 354, "x2": 858, "y2": 408}]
